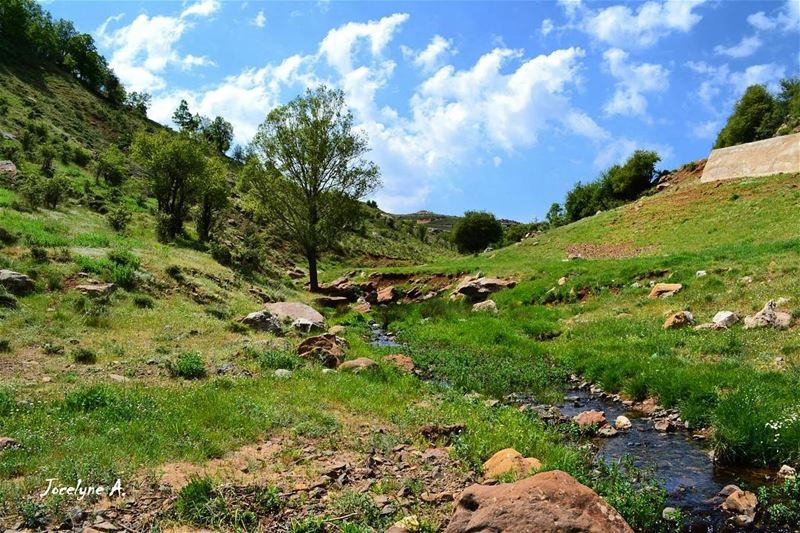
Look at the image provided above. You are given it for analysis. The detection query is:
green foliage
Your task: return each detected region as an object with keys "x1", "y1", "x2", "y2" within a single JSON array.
[
  {"x1": 195, "y1": 158, "x2": 228, "y2": 242},
  {"x1": 248, "y1": 347, "x2": 304, "y2": 370},
  {"x1": 95, "y1": 145, "x2": 127, "y2": 186},
  {"x1": 253, "y1": 485, "x2": 284, "y2": 514},
  {"x1": 0, "y1": 389, "x2": 14, "y2": 416},
  {"x1": 65, "y1": 385, "x2": 114, "y2": 411},
  {"x1": 247, "y1": 85, "x2": 381, "y2": 289},
  {"x1": 19, "y1": 174, "x2": 43, "y2": 209},
  {"x1": 503, "y1": 221, "x2": 547, "y2": 246},
  {"x1": 132, "y1": 294, "x2": 155, "y2": 309},
  {"x1": 41, "y1": 174, "x2": 70, "y2": 209},
  {"x1": 451, "y1": 210, "x2": 504, "y2": 253},
  {"x1": 72, "y1": 347, "x2": 98, "y2": 364},
  {"x1": 106, "y1": 205, "x2": 132, "y2": 233},
  {"x1": 170, "y1": 351, "x2": 207, "y2": 380},
  {"x1": 759, "y1": 477, "x2": 800, "y2": 528},
  {"x1": 175, "y1": 476, "x2": 215, "y2": 524},
  {"x1": 125, "y1": 91, "x2": 151, "y2": 115}
]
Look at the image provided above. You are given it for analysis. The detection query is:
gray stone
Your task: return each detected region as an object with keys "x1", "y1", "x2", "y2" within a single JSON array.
[
  {"x1": 238, "y1": 310, "x2": 282, "y2": 333},
  {"x1": 0, "y1": 160, "x2": 17, "y2": 177},
  {"x1": 0, "y1": 270, "x2": 34, "y2": 296},
  {"x1": 274, "y1": 369, "x2": 292, "y2": 378},
  {"x1": 712, "y1": 311, "x2": 739, "y2": 328}
]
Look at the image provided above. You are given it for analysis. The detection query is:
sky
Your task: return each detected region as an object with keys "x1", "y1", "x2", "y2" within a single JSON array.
[{"x1": 44, "y1": 0, "x2": 800, "y2": 221}]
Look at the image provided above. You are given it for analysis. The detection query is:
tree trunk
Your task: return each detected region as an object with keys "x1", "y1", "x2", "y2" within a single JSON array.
[{"x1": 307, "y1": 252, "x2": 319, "y2": 292}]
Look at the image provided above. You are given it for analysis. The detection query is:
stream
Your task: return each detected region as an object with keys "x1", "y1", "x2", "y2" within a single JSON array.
[{"x1": 368, "y1": 326, "x2": 774, "y2": 531}]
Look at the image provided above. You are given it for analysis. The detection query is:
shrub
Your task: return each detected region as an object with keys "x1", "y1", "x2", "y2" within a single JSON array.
[
  {"x1": 254, "y1": 348, "x2": 304, "y2": 370},
  {"x1": 133, "y1": 294, "x2": 155, "y2": 309},
  {"x1": 107, "y1": 206, "x2": 132, "y2": 233},
  {"x1": 451, "y1": 211, "x2": 503, "y2": 254},
  {"x1": 0, "y1": 288, "x2": 17, "y2": 309},
  {"x1": 0, "y1": 339, "x2": 10, "y2": 352},
  {"x1": 29, "y1": 246, "x2": 48, "y2": 263},
  {"x1": 174, "y1": 476, "x2": 215, "y2": 524},
  {"x1": 19, "y1": 174, "x2": 43, "y2": 209},
  {"x1": 253, "y1": 485, "x2": 283, "y2": 514},
  {"x1": 0, "y1": 389, "x2": 14, "y2": 416},
  {"x1": 107, "y1": 249, "x2": 141, "y2": 270},
  {"x1": 165, "y1": 264, "x2": 184, "y2": 281},
  {"x1": 95, "y1": 145, "x2": 127, "y2": 186},
  {"x1": 72, "y1": 348, "x2": 98, "y2": 364},
  {"x1": 170, "y1": 352, "x2": 207, "y2": 379},
  {"x1": 64, "y1": 385, "x2": 113, "y2": 411},
  {"x1": 205, "y1": 305, "x2": 232, "y2": 320},
  {"x1": 0, "y1": 227, "x2": 18, "y2": 245}
]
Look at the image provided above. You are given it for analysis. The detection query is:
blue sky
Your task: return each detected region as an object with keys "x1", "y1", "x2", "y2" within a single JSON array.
[{"x1": 45, "y1": 0, "x2": 800, "y2": 220}]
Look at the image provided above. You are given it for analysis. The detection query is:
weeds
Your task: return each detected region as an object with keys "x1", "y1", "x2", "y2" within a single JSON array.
[{"x1": 170, "y1": 352, "x2": 207, "y2": 379}]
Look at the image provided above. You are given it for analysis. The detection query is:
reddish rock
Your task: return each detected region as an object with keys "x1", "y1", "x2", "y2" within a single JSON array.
[
  {"x1": 722, "y1": 488, "x2": 757, "y2": 516},
  {"x1": 75, "y1": 282, "x2": 117, "y2": 297},
  {"x1": 451, "y1": 277, "x2": 516, "y2": 301},
  {"x1": 297, "y1": 334, "x2": 348, "y2": 368},
  {"x1": 482, "y1": 448, "x2": 541, "y2": 480},
  {"x1": 383, "y1": 354, "x2": 415, "y2": 373},
  {"x1": 573, "y1": 409, "x2": 606, "y2": 427},
  {"x1": 352, "y1": 302, "x2": 371, "y2": 313},
  {"x1": 648, "y1": 283, "x2": 683, "y2": 299},
  {"x1": 663, "y1": 310, "x2": 694, "y2": 329},
  {"x1": 377, "y1": 285, "x2": 399, "y2": 304},
  {"x1": 445, "y1": 470, "x2": 633, "y2": 533}
]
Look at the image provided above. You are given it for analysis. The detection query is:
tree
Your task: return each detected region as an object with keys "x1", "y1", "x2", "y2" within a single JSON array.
[
  {"x1": 606, "y1": 149, "x2": 660, "y2": 200},
  {"x1": 125, "y1": 92, "x2": 151, "y2": 115},
  {"x1": 714, "y1": 85, "x2": 780, "y2": 148},
  {"x1": 132, "y1": 131, "x2": 209, "y2": 241},
  {"x1": 95, "y1": 145, "x2": 126, "y2": 186},
  {"x1": 246, "y1": 86, "x2": 380, "y2": 290},
  {"x1": 195, "y1": 159, "x2": 229, "y2": 241},
  {"x1": 203, "y1": 116, "x2": 234, "y2": 155},
  {"x1": 172, "y1": 99, "x2": 199, "y2": 132},
  {"x1": 545, "y1": 202, "x2": 565, "y2": 228},
  {"x1": 42, "y1": 175, "x2": 70, "y2": 209},
  {"x1": 451, "y1": 211, "x2": 503, "y2": 254}
]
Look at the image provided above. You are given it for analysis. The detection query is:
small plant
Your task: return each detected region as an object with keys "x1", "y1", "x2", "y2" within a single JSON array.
[
  {"x1": 226, "y1": 320, "x2": 249, "y2": 334},
  {"x1": 0, "y1": 388, "x2": 14, "y2": 416},
  {"x1": 72, "y1": 348, "x2": 98, "y2": 364},
  {"x1": 0, "y1": 339, "x2": 10, "y2": 353},
  {"x1": 253, "y1": 485, "x2": 283, "y2": 514},
  {"x1": 288, "y1": 516, "x2": 325, "y2": 533},
  {"x1": 29, "y1": 246, "x2": 48, "y2": 263},
  {"x1": 175, "y1": 476, "x2": 215, "y2": 524},
  {"x1": 0, "y1": 227, "x2": 18, "y2": 245},
  {"x1": 64, "y1": 385, "x2": 114, "y2": 411},
  {"x1": 170, "y1": 352, "x2": 207, "y2": 379},
  {"x1": 133, "y1": 294, "x2": 155, "y2": 309},
  {"x1": 42, "y1": 342, "x2": 64, "y2": 355},
  {"x1": 0, "y1": 288, "x2": 17, "y2": 309},
  {"x1": 254, "y1": 348, "x2": 303, "y2": 370},
  {"x1": 165, "y1": 264, "x2": 184, "y2": 282},
  {"x1": 107, "y1": 206, "x2": 132, "y2": 233},
  {"x1": 205, "y1": 304, "x2": 232, "y2": 320}
]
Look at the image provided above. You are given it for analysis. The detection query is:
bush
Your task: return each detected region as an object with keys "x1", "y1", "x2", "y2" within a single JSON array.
[
  {"x1": 95, "y1": 145, "x2": 127, "y2": 186},
  {"x1": 245, "y1": 346, "x2": 303, "y2": 370},
  {"x1": 171, "y1": 352, "x2": 207, "y2": 379},
  {"x1": 107, "y1": 249, "x2": 141, "y2": 269},
  {"x1": 0, "y1": 339, "x2": 11, "y2": 352},
  {"x1": 64, "y1": 385, "x2": 113, "y2": 411},
  {"x1": 29, "y1": 246, "x2": 48, "y2": 263},
  {"x1": 132, "y1": 294, "x2": 155, "y2": 309},
  {"x1": 72, "y1": 348, "x2": 98, "y2": 364},
  {"x1": 19, "y1": 174, "x2": 43, "y2": 209},
  {"x1": 0, "y1": 288, "x2": 17, "y2": 309},
  {"x1": 451, "y1": 211, "x2": 504, "y2": 254},
  {"x1": 107, "y1": 206, "x2": 132, "y2": 233},
  {"x1": 0, "y1": 227, "x2": 18, "y2": 245},
  {"x1": 175, "y1": 476, "x2": 215, "y2": 524}
]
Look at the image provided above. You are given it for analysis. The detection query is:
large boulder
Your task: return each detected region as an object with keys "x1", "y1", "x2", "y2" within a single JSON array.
[
  {"x1": 452, "y1": 277, "x2": 516, "y2": 302},
  {"x1": 445, "y1": 470, "x2": 633, "y2": 533},
  {"x1": 0, "y1": 160, "x2": 17, "y2": 177},
  {"x1": 265, "y1": 302, "x2": 325, "y2": 328},
  {"x1": 337, "y1": 357, "x2": 376, "y2": 373},
  {"x1": 377, "y1": 285, "x2": 399, "y2": 304},
  {"x1": 744, "y1": 301, "x2": 793, "y2": 330},
  {"x1": 482, "y1": 448, "x2": 541, "y2": 480},
  {"x1": 648, "y1": 283, "x2": 682, "y2": 299},
  {"x1": 316, "y1": 276, "x2": 359, "y2": 301},
  {"x1": 238, "y1": 311, "x2": 282, "y2": 333},
  {"x1": 573, "y1": 410, "x2": 606, "y2": 427},
  {"x1": 0, "y1": 270, "x2": 35, "y2": 296},
  {"x1": 297, "y1": 333, "x2": 348, "y2": 368}
]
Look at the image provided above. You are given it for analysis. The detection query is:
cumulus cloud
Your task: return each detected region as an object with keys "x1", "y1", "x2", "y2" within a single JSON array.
[
  {"x1": 602, "y1": 48, "x2": 669, "y2": 119},
  {"x1": 96, "y1": 0, "x2": 220, "y2": 92},
  {"x1": 594, "y1": 137, "x2": 673, "y2": 168},
  {"x1": 251, "y1": 10, "x2": 266, "y2": 28},
  {"x1": 319, "y1": 13, "x2": 408, "y2": 74},
  {"x1": 713, "y1": 35, "x2": 762, "y2": 58},
  {"x1": 747, "y1": 1, "x2": 800, "y2": 33},
  {"x1": 567, "y1": 0, "x2": 706, "y2": 48},
  {"x1": 402, "y1": 35, "x2": 454, "y2": 73},
  {"x1": 540, "y1": 19, "x2": 555, "y2": 36}
]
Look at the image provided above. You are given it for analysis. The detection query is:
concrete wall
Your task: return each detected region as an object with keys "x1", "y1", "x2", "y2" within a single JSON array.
[{"x1": 700, "y1": 132, "x2": 800, "y2": 183}]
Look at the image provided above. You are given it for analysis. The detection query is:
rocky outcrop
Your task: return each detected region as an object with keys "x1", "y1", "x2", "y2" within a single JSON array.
[
  {"x1": 238, "y1": 311, "x2": 282, "y2": 333},
  {"x1": 573, "y1": 409, "x2": 606, "y2": 427},
  {"x1": 451, "y1": 277, "x2": 516, "y2": 302},
  {"x1": 648, "y1": 283, "x2": 682, "y2": 299},
  {"x1": 471, "y1": 299, "x2": 498, "y2": 313},
  {"x1": 482, "y1": 448, "x2": 541, "y2": 480},
  {"x1": 377, "y1": 285, "x2": 399, "y2": 304},
  {"x1": 316, "y1": 276, "x2": 359, "y2": 301},
  {"x1": 0, "y1": 269, "x2": 35, "y2": 296},
  {"x1": 721, "y1": 487, "x2": 758, "y2": 526},
  {"x1": 663, "y1": 310, "x2": 694, "y2": 329},
  {"x1": 0, "y1": 160, "x2": 17, "y2": 177},
  {"x1": 297, "y1": 333, "x2": 348, "y2": 368},
  {"x1": 445, "y1": 470, "x2": 633, "y2": 533},
  {"x1": 265, "y1": 302, "x2": 325, "y2": 328},
  {"x1": 75, "y1": 283, "x2": 117, "y2": 297},
  {"x1": 744, "y1": 301, "x2": 792, "y2": 330},
  {"x1": 338, "y1": 357, "x2": 376, "y2": 373}
]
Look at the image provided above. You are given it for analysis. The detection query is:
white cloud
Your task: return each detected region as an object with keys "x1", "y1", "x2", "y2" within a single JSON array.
[
  {"x1": 747, "y1": 1, "x2": 800, "y2": 33},
  {"x1": 714, "y1": 35, "x2": 762, "y2": 58},
  {"x1": 573, "y1": 0, "x2": 706, "y2": 48},
  {"x1": 541, "y1": 19, "x2": 555, "y2": 36},
  {"x1": 602, "y1": 48, "x2": 669, "y2": 119},
  {"x1": 404, "y1": 35, "x2": 454, "y2": 73},
  {"x1": 594, "y1": 137, "x2": 673, "y2": 168},
  {"x1": 319, "y1": 13, "x2": 409, "y2": 74},
  {"x1": 747, "y1": 11, "x2": 777, "y2": 31},
  {"x1": 251, "y1": 10, "x2": 266, "y2": 28},
  {"x1": 685, "y1": 60, "x2": 786, "y2": 117},
  {"x1": 558, "y1": 0, "x2": 583, "y2": 20},
  {"x1": 691, "y1": 120, "x2": 721, "y2": 139},
  {"x1": 96, "y1": 0, "x2": 220, "y2": 92},
  {"x1": 729, "y1": 63, "x2": 786, "y2": 93}
]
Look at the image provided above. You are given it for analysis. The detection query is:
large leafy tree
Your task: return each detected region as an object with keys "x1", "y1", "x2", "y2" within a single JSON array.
[
  {"x1": 714, "y1": 85, "x2": 781, "y2": 148},
  {"x1": 195, "y1": 158, "x2": 229, "y2": 242},
  {"x1": 451, "y1": 211, "x2": 504, "y2": 254},
  {"x1": 247, "y1": 86, "x2": 380, "y2": 290},
  {"x1": 132, "y1": 131, "x2": 210, "y2": 241},
  {"x1": 606, "y1": 149, "x2": 660, "y2": 200},
  {"x1": 203, "y1": 116, "x2": 234, "y2": 155}
]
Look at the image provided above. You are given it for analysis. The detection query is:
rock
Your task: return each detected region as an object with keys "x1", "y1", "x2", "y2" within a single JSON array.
[
  {"x1": 718, "y1": 484, "x2": 740, "y2": 497},
  {"x1": 744, "y1": 300, "x2": 793, "y2": 330},
  {"x1": 597, "y1": 425, "x2": 618, "y2": 438},
  {"x1": 662, "y1": 507, "x2": 680, "y2": 521},
  {"x1": 292, "y1": 318, "x2": 323, "y2": 333},
  {"x1": 314, "y1": 295, "x2": 350, "y2": 308},
  {"x1": 558, "y1": 276, "x2": 567, "y2": 286},
  {"x1": 352, "y1": 302, "x2": 371, "y2": 313},
  {"x1": 265, "y1": 302, "x2": 325, "y2": 327},
  {"x1": 238, "y1": 311, "x2": 282, "y2": 333},
  {"x1": 0, "y1": 160, "x2": 17, "y2": 177},
  {"x1": 445, "y1": 470, "x2": 633, "y2": 533},
  {"x1": 696, "y1": 270, "x2": 707, "y2": 277},
  {"x1": 739, "y1": 276, "x2": 753, "y2": 284},
  {"x1": 648, "y1": 283, "x2": 683, "y2": 299},
  {"x1": 297, "y1": 334, "x2": 348, "y2": 368},
  {"x1": 0, "y1": 437, "x2": 19, "y2": 450},
  {"x1": 0, "y1": 270, "x2": 35, "y2": 296},
  {"x1": 722, "y1": 488, "x2": 757, "y2": 517},
  {"x1": 663, "y1": 311, "x2": 694, "y2": 329},
  {"x1": 92, "y1": 521, "x2": 121, "y2": 532},
  {"x1": 107, "y1": 373, "x2": 129, "y2": 382},
  {"x1": 471, "y1": 299, "x2": 498, "y2": 313},
  {"x1": 287, "y1": 266, "x2": 306, "y2": 279},
  {"x1": 317, "y1": 276, "x2": 359, "y2": 300},
  {"x1": 615, "y1": 416, "x2": 632, "y2": 430},
  {"x1": 567, "y1": 253, "x2": 583, "y2": 260},
  {"x1": 482, "y1": 448, "x2": 542, "y2": 480},
  {"x1": 328, "y1": 325, "x2": 346, "y2": 335},
  {"x1": 338, "y1": 357, "x2": 376, "y2": 373},
  {"x1": 654, "y1": 419, "x2": 673, "y2": 432},
  {"x1": 573, "y1": 409, "x2": 606, "y2": 427},
  {"x1": 274, "y1": 369, "x2": 292, "y2": 378},
  {"x1": 75, "y1": 283, "x2": 117, "y2": 297},
  {"x1": 377, "y1": 285, "x2": 399, "y2": 304},
  {"x1": 712, "y1": 311, "x2": 739, "y2": 328},
  {"x1": 420, "y1": 423, "x2": 465, "y2": 440},
  {"x1": 778, "y1": 464, "x2": 796, "y2": 479},
  {"x1": 451, "y1": 277, "x2": 516, "y2": 302},
  {"x1": 383, "y1": 354, "x2": 415, "y2": 373}
]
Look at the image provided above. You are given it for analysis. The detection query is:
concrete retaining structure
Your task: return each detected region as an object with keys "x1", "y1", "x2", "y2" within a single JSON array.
[{"x1": 700, "y1": 132, "x2": 800, "y2": 183}]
